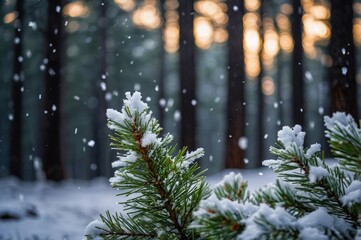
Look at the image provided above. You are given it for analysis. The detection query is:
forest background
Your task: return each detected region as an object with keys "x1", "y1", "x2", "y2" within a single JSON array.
[{"x1": 0, "y1": 0, "x2": 360, "y2": 181}]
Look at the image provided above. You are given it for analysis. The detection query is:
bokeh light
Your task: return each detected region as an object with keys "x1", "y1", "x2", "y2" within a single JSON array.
[
  {"x1": 262, "y1": 76, "x2": 275, "y2": 96},
  {"x1": 4, "y1": 11, "x2": 17, "y2": 24},
  {"x1": 164, "y1": 0, "x2": 179, "y2": 53},
  {"x1": 194, "y1": 17, "x2": 213, "y2": 49},
  {"x1": 63, "y1": 1, "x2": 90, "y2": 18},
  {"x1": 114, "y1": 0, "x2": 136, "y2": 12},
  {"x1": 132, "y1": 0, "x2": 161, "y2": 30}
]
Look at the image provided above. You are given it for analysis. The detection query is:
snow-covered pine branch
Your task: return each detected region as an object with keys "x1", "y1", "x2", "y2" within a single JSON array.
[
  {"x1": 193, "y1": 112, "x2": 361, "y2": 239},
  {"x1": 85, "y1": 91, "x2": 210, "y2": 239}
]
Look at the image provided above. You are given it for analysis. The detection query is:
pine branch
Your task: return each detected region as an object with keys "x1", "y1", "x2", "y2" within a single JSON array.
[
  {"x1": 130, "y1": 119, "x2": 187, "y2": 239},
  {"x1": 85, "y1": 92, "x2": 209, "y2": 239}
]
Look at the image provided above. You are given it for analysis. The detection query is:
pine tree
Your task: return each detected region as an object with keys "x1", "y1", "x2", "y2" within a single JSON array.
[
  {"x1": 85, "y1": 92, "x2": 360, "y2": 239},
  {"x1": 193, "y1": 112, "x2": 361, "y2": 239},
  {"x1": 85, "y1": 92, "x2": 210, "y2": 239}
]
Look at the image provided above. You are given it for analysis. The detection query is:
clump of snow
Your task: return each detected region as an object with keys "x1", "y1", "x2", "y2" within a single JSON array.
[
  {"x1": 123, "y1": 91, "x2": 148, "y2": 115},
  {"x1": 308, "y1": 166, "x2": 329, "y2": 183},
  {"x1": 297, "y1": 208, "x2": 352, "y2": 236},
  {"x1": 277, "y1": 125, "x2": 305, "y2": 148},
  {"x1": 112, "y1": 151, "x2": 138, "y2": 168},
  {"x1": 299, "y1": 227, "x2": 328, "y2": 240},
  {"x1": 194, "y1": 194, "x2": 257, "y2": 220},
  {"x1": 324, "y1": 112, "x2": 354, "y2": 129},
  {"x1": 305, "y1": 143, "x2": 321, "y2": 159},
  {"x1": 341, "y1": 180, "x2": 361, "y2": 206},
  {"x1": 106, "y1": 109, "x2": 125, "y2": 126},
  {"x1": 240, "y1": 204, "x2": 296, "y2": 239},
  {"x1": 141, "y1": 131, "x2": 160, "y2": 147},
  {"x1": 84, "y1": 219, "x2": 109, "y2": 239},
  {"x1": 217, "y1": 171, "x2": 243, "y2": 187},
  {"x1": 106, "y1": 92, "x2": 149, "y2": 129}
]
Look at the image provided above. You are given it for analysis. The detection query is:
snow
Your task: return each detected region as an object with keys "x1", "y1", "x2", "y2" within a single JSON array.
[
  {"x1": 179, "y1": 148, "x2": 205, "y2": 169},
  {"x1": 238, "y1": 137, "x2": 248, "y2": 150},
  {"x1": 341, "y1": 180, "x2": 361, "y2": 206},
  {"x1": 308, "y1": 166, "x2": 328, "y2": 183},
  {"x1": 305, "y1": 143, "x2": 321, "y2": 158},
  {"x1": 297, "y1": 207, "x2": 352, "y2": 236},
  {"x1": 0, "y1": 177, "x2": 120, "y2": 239},
  {"x1": 112, "y1": 151, "x2": 138, "y2": 168},
  {"x1": 277, "y1": 125, "x2": 305, "y2": 148},
  {"x1": 0, "y1": 168, "x2": 276, "y2": 239},
  {"x1": 240, "y1": 204, "x2": 296, "y2": 239},
  {"x1": 84, "y1": 219, "x2": 109, "y2": 239},
  {"x1": 217, "y1": 171, "x2": 243, "y2": 187},
  {"x1": 141, "y1": 131, "x2": 160, "y2": 147},
  {"x1": 87, "y1": 140, "x2": 95, "y2": 147},
  {"x1": 123, "y1": 91, "x2": 148, "y2": 115},
  {"x1": 299, "y1": 227, "x2": 328, "y2": 240},
  {"x1": 324, "y1": 112, "x2": 354, "y2": 129},
  {"x1": 106, "y1": 108, "x2": 125, "y2": 125}
]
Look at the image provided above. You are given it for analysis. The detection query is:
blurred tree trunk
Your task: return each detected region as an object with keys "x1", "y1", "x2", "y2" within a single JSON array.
[
  {"x1": 225, "y1": 0, "x2": 245, "y2": 169},
  {"x1": 329, "y1": 0, "x2": 358, "y2": 119},
  {"x1": 178, "y1": 0, "x2": 196, "y2": 150},
  {"x1": 9, "y1": 0, "x2": 24, "y2": 179},
  {"x1": 158, "y1": 0, "x2": 166, "y2": 127},
  {"x1": 256, "y1": 1, "x2": 264, "y2": 166},
  {"x1": 291, "y1": 0, "x2": 304, "y2": 126},
  {"x1": 42, "y1": 0, "x2": 65, "y2": 181},
  {"x1": 91, "y1": 0, "x2": 111, "y2": 178}
]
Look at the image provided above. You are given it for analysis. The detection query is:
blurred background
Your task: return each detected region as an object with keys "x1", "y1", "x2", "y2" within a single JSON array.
[{"x1": 0, "y1": 0, "x2": 360, "y2": 181}]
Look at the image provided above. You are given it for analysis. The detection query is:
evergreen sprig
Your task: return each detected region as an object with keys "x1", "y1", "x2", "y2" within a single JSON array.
[{"x1": 85, "y1": 92, "x2": 210, "y2": 239}]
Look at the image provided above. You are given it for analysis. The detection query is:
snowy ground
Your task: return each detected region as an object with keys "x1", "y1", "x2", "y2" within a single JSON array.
[{"x1": 0, "y1": 168, "x2": 275, "y2": 239}]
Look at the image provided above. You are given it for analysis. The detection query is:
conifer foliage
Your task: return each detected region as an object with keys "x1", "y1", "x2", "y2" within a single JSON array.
[
  {"x1": 85, "y1": 92, "x2": 210, "y2": 239},
  {"x1": 85, "y1": 92, "x2": 360, "y2": 240},
  {"x1": 193, "y1": 112, "x2": 361, "y2": 239}
]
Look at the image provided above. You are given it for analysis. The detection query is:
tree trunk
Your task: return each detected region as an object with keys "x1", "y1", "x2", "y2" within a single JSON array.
[
  {"x1": 158, "y1": 0, "x2": 166, "y2": 127},
  {"x1": 256, "y1": 1, "x2": 264, "y2": 167},
  {"x1": 329, "y1": 0, "x2": 358, "y2": 119},
  {"x1": 92, "y1": 0, "x2": 111, "y2": 177},
  {"x1": 291, "y1": 0, "x2": 304, "y2": 126},
  {"x1": 225, "y1": 0, "x2": 245, "y2": 169},
  {"x1": 42, "y1": 0, "x2": 65, "y2": 181},
  {"x1": 178, "y1": 0, "x2": 196, "y2": 151},
  {"x1": 10, "y1": 0, "x2": 24, "y2": 179}
]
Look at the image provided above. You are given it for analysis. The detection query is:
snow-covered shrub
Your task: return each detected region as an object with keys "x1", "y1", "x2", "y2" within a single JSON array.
[{"x1": 85, "y1": 91, "x2": 361, "y2": 239}]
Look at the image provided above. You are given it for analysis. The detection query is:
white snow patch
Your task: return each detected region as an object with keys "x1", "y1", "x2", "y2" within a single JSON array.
[
  {"x1": 277, "y1": 125, "x2": 305, "y2": 148},
  {"x1": 217, "y1": 171, "x2": 243, "y2": 187},
  {"x1": 84, "y1": 219, "x2": 109, "y2": 238},
  {"x1": 123, "y1": 91, "x2": 148, "y2": 115},
  {"x1": 341, "y1": 180, "x2": 361, "y2": 206},
  {"x1": 112, "y1": 151, "x2": 138, "y2": 168},
  {"x1": 309, "y1": 166, "x2": 328, "y2": 183},
  {"x1": 106, "y1": 109, "x2": 125, "y2": 126},
  {"x1": 141, "y1": 131, "x2": 159, "y2": 147},
  {"x1": 324, "y1": 112, "x2": 354, "y2": 129},
  {"x1": 305, "y1": 143, "x2": 321, "y2": 158},
  {"x1": 299, "y1": 227, "x2": 328, "y2": 240}
]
